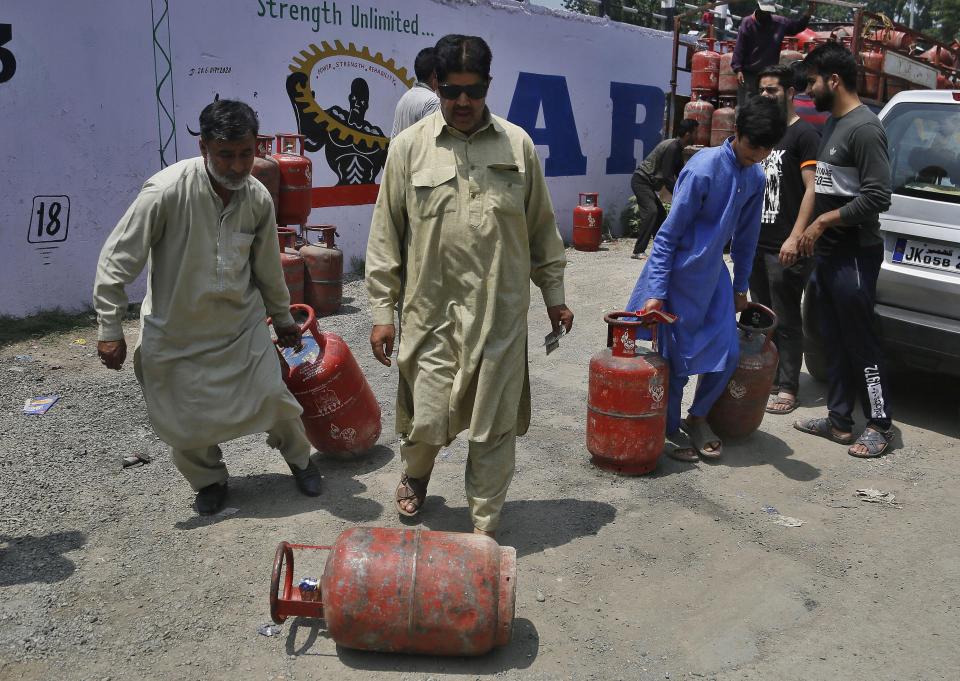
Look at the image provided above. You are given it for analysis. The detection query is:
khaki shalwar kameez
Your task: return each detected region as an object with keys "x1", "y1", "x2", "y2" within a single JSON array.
[
  {"x1": 93, "y1": 158, "x2": 311, "y2": 489},
  {"x1": 365, "y1": 111, "x2": 566, "y2": 531}
]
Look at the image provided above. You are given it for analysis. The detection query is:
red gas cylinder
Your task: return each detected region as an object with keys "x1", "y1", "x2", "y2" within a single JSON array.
[
  {"x1": 860, "y1": 44, "x2": 884, "y2": 99},
  {"x1": 710, "y1": 98, "x2": 736, "y2": 147},
  {"x1": 779, "y1": 37, "x2": 803, "y2": 65},
  {"x1": 691, "y1": 40, "x2": 721, "y2": 95},
  {"x1": 586, "y1": 310, "x2": 676, "y2": 475},
  {"x1": 794, "y1": 28, "x2": 817, "y2": 51},
  {"x1": 273, "y1": 133, "x2": 313, "y2": 226},
  {"x1": 270, "y1": 528, "x2": 516, "y2": 656},
  {"x1": 936, "y1": 70, "x2": 954, "y2": 89},
  {"x1": 252, "y1": 135, "x2": 280, "y2": 219},
  {"x1": 300, "y1": 225, "x2": 343, "y2": 316},
  {"x1": 718, "y1": 43, "x2": 738, "y2": 96},
  {"x1": 277, "y1": 227, "x2": 305, "y2": 305},
  {"x1": 684, "y1": 93, "x2": 714, "y2": 147},
  {"x1": 572, "y1": 192, "x2": 603, "y2": 252},
  {"x1": 706, "y1": 303, "x2": 779, "y2": 440},
  {"x1": 273, "y1": 304, "x2": 381, "y2": 455},
  {"x1": 885, "y1": 76, "x2": 909, "y2": 99},
  {"x1": 920, "y1": 45, "x2": 956, "y2": 68},
  {"x1": 871, "y1": 29, "x2": 914, "y2": 52}
]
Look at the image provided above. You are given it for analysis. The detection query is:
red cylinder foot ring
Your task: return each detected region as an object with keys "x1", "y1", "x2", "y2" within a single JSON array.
[{"x1": 270, "y1": 541, "x2": 330, "y2": 624}]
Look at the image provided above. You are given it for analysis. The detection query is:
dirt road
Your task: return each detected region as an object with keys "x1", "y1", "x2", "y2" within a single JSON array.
[{"x1": 1, "y1": 240, "x2": 958, "y2": 681}]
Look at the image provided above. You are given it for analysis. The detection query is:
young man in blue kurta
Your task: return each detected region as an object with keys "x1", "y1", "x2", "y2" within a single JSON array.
[{"x1": 627, "y1": 96, "x2": 786, "y2": 460}]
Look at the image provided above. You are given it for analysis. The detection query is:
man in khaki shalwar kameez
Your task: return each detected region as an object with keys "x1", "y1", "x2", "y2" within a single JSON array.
[
  {"x1": 365, "y1": 35, "x2": 573, "y2": 538},
  {"x1": 93, "y1": 100, "x2": 323, "y2": 515}
]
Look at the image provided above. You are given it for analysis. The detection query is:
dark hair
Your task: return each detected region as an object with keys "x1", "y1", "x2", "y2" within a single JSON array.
[
  {"x1": 757, "y1": 63, "x2": 795, "y2": 91},
  {"x1": 676, "y1": 119, "x2": 700, "y2": 137},
  {"x1": 736, "y1": 95, "x2": 787, "y2": 148},
  {"x1": 434, "y1": 34, "x2": 492, "y2": 83},
  {"x1": 803, "y1": 41, "x2": 858, "y2": 92},
  {"x1": 199, "y1": 99, "x2": 259, "y2": 142},
  {"x1": 413, "y1": 47, "x2": 437, "y2": 83}
]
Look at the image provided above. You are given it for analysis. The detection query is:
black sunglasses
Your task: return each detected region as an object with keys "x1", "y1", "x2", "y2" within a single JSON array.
[{"x1": 437, "y1": 81, "x2": 489, "y2": 100}]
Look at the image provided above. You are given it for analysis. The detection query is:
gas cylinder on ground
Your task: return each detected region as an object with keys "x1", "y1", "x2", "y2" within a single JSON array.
[
  {"x1": 779, "y1": 37, "x2": 803, "y2": 65},
  {"x1": 300, "y1": 225, "x2": 343, "y2": 316},
  {"x1": 706, "y1": 303, "x2": 778, "y2": 440},
  {"x1": 572, "y1": 193, "x2": 602, "y2": 251},
  {"x1": 684, "y1": 92, "x2": 714, "y2": 147},
  {"x1": 860, "y1": 44, "x2": 884, "y2": 99},
  {"x1": 586, "y1": 310, "x2": 676, "y2": 475},
  {"x1": 277, "y1": 227, "x2": 305, "y2": 305},
  {"x1": 691, "y1": 39, "x2": 720, "y2": 95},
  {"x1": 272, "y1": 304, "x2": 381, "y2": 455},
  {"x1": 252, "y1": 135, "x2": 280, "y2": 219},
  {"x1": 710, "y1": 97, "x2": 736, "y2": 147},
  {"x1": 718, "y1": 42, "x2": 738, "y2": 96},
  {"x1": 270, "y1": 528, "x2": 516, "y2": 656},
  {"x1": 273, "y1": 133, "x2": 312, "y2": 226}
]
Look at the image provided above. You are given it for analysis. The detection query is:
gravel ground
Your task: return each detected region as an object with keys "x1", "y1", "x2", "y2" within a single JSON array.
[{"x1": 1, "y1": 239, "x2": 958, "y2": 681}]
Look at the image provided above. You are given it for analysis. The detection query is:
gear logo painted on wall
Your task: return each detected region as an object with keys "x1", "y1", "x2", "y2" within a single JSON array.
[{"x1": 286, "y1": 41, "x2": 414, "y2": 207}]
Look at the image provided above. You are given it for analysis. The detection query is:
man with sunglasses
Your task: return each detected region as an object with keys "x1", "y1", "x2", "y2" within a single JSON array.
[{"x1": 366, "y1": 34, "x2": 572, "y2": 540}]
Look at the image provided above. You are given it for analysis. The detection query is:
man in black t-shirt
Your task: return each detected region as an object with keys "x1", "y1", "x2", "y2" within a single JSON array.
[{"x1": 750, "y1": 63, "x2": 820, "y2": 415}]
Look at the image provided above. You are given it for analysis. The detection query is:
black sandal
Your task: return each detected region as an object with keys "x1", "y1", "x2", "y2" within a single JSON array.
[
  {"x1": 848, "y1": 427, "x2": 893, "y2": 458},
  {"x1": 395, "y1": 472, "x2": 431, "y2": 517},
  {"x1": 793, "y1": 417, "x2": 856, "y2": 445}
]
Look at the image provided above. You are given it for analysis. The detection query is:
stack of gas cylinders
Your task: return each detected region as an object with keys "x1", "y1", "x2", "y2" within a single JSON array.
[
  {"x1": 684, "y1": 29, "x2": 957, "y2": 146},
  {"x1": 250, "y1": 132, "x2": 344, "y2": 316}
]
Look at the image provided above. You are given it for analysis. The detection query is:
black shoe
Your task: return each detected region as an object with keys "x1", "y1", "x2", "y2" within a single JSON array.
[
  {"x1": 289, "y1": 458, "x2": 322, "y2": 497},
  {"x1": 195, "y1": 481, "x2": 228, "y2": 515}
]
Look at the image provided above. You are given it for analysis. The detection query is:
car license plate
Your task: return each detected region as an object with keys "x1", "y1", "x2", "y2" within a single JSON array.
[{"x1": 892, "y1": 238, "x2": 959, "y2": 272}]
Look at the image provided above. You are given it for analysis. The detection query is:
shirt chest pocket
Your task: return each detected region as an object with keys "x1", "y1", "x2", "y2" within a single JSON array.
[
  {"x1": 224, "y1": 231, "x2": 255, "y2": 273},
  {"x1": 411, "y1": 165, "x2": 458, "y2": 218},
  {"x1": 486, "y1": 164, "x2": 525, "y2": 218}
]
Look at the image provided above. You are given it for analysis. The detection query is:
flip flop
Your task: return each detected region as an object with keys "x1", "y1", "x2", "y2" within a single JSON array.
[
  {"x1": 665, "y1": 430, "x2": 698, "y2": 462},
  {"x1": 848, "y1": 426, "x2": 894, "y2": 458},
  {"x1": 680, "y1": 419, "x2": 723, "y2": 460},
  {"x1": 766, "y1": 394, "x2": 798, "y2": 415},
  {"x1": 793, "y1": 417, "x2": 855, "y2": 445}
]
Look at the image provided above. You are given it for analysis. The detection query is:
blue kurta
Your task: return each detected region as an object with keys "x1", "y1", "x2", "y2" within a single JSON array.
[{"x1": 627, "y1": 139, "x2": 765, "y2": 377}]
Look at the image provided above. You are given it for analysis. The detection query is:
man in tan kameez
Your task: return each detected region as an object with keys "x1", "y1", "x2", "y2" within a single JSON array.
[
  {"x1": 365, "y1": 35, "x2": 573, "y2": 538},
  {"x1": 94, "y1": 100, "x2": 323, "y2": 515}
]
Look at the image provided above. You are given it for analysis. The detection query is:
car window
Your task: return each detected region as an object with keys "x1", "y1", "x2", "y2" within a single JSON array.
[{"x1": 883, "y1": 102, "x2": 960, "y2": 205}]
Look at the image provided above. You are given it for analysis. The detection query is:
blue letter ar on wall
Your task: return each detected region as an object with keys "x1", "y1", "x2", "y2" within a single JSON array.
[
  {"x1": 507, "y1": 72, "x2": 587, "y2": 177},
  {"x1": 606, "y1": 82, "x2": 665, "y2": 174}
]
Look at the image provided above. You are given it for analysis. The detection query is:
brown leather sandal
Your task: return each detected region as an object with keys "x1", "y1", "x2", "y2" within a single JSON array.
[{"x1": 395, "y1": 472, "x2": 431, "y2": 517}]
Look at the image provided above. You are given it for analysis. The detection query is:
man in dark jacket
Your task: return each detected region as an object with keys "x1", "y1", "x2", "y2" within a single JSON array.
[
  {"x1": 733, "y1": 1, "x2": 815, "y2": 106},
  {"x1": 630, "y1": 119, "x2": 698, "y2": 259}
]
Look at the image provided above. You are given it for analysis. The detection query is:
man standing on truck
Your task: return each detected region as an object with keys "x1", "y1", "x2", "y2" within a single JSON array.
[
  {"x1": 732, "y1": 1, "x2": 815, "y2": 107},
  {"x1": 793, "y1": 42, "x2": 895, "y2": 458},
  {"x1": 752, "y1": 63, "x2": 820, "y2": 415}
]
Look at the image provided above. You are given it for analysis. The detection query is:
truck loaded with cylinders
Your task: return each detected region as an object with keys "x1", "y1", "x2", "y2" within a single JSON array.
[{"x1": 664, "y1": 2, "x2": 960, "y2": 381}]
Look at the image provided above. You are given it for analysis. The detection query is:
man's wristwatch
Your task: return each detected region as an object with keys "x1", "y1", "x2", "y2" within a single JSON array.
[{"x1": 735, "y1": 291, "x2": 748, "y2": 298}]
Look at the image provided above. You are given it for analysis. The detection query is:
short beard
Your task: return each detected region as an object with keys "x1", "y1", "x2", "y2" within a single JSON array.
[
  {"x1": 813, "y1": 89, "x2": 835, "y2": 112},
  {"x1": 205, "y1": 159, "x2": 246, "y2": 191}
]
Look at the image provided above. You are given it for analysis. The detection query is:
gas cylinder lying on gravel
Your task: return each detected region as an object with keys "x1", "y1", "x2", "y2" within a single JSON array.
[{"x1": 270, "y1": 527, "x2": 516, "y2": 656}]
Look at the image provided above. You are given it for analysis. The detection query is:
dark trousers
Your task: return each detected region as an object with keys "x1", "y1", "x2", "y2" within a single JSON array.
[
  {"x1": 736, "y1": 71, "x2": 760, "y2": 108},
  {"x1": 811, "y1": 247, "x2": 892, "y2": 432},
  {"x1": 631, "y1": 174, "x2": 666, "y2": 255},
  {"x1": 748, "y1": 250, "x2": 814, "y2": 395}
]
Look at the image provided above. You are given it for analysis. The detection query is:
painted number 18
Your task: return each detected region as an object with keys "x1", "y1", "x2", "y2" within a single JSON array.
[{"x1": 28, "y1": 195, "x2": 70, "y2": 244}]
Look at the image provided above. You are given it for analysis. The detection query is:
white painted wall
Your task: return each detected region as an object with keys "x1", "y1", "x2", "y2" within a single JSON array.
[{"x1": 0, "y1": 0, "x2": 685, "y2": 317}]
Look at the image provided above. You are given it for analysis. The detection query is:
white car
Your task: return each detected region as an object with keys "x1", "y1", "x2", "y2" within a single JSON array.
[{"x1": 804, "y1": 89, "x2": 960, "y2": 379}]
